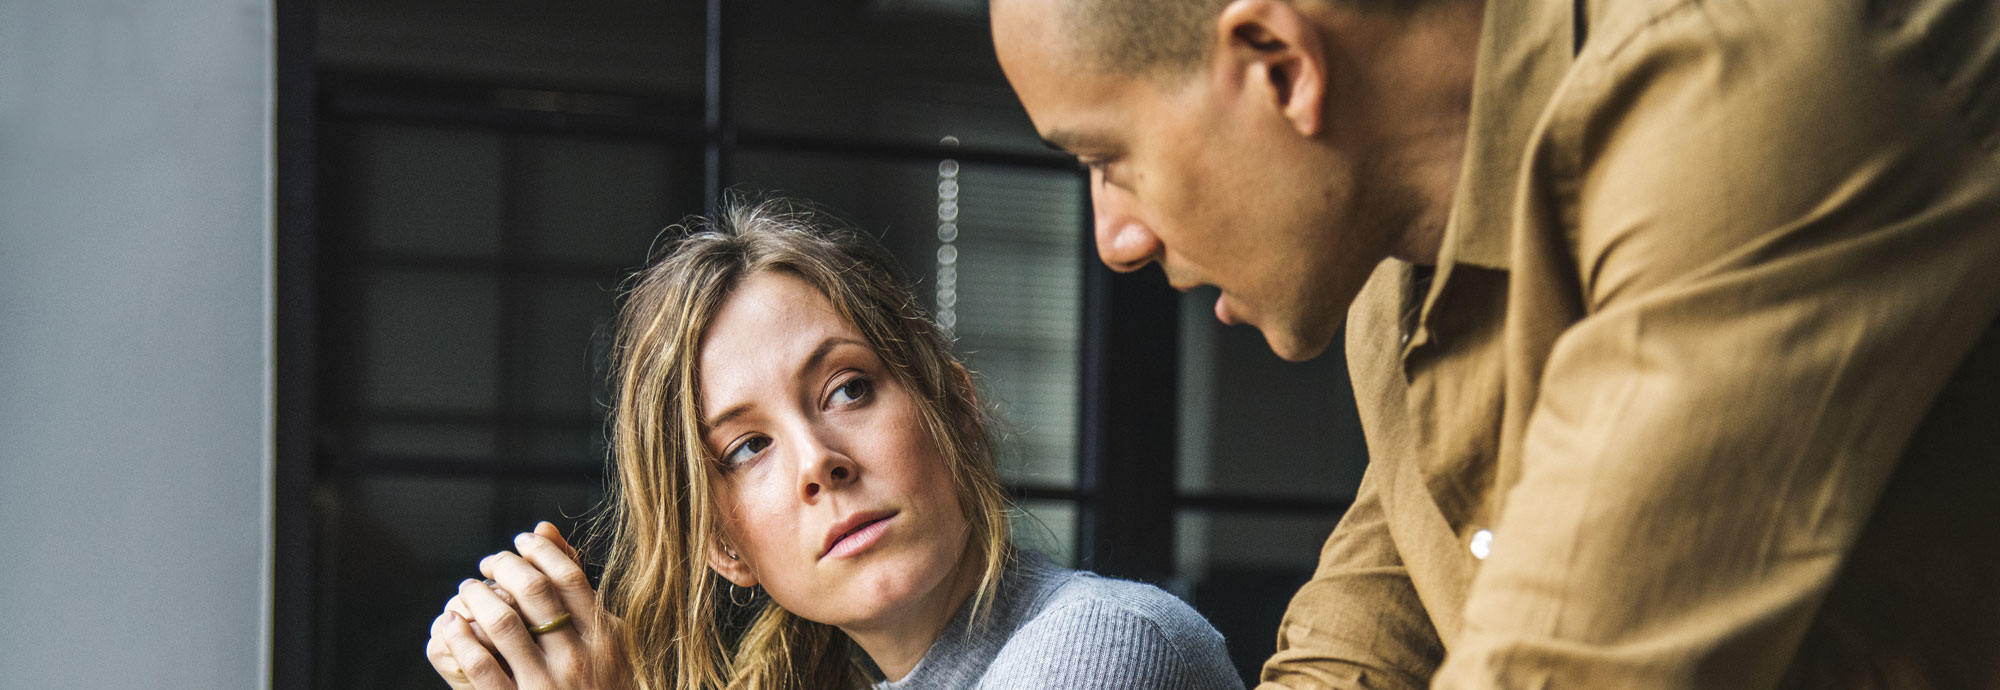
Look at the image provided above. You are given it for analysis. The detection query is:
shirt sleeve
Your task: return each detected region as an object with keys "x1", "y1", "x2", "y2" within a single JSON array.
[
  {"x1": 1432, "y1": 2, "x2": 2000, "y2": 688},
  {"x1": 1258, "y1": 464, "x2": 1445, "y2": 690}
]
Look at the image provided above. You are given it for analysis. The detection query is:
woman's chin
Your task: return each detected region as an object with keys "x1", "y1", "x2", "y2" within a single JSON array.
[{"x1": 795, "y1": 554, "x2": 954, "y2": 630}]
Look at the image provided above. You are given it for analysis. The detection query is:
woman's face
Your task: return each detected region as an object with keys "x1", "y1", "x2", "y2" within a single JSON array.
[{"x1": 698, "y1": 270, "x2": 972, "y2": 630}]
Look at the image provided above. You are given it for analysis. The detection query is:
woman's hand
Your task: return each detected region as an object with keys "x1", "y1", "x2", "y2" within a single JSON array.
[{"x1": 425, "y1": 522, "x2": 632, "y2": 690}]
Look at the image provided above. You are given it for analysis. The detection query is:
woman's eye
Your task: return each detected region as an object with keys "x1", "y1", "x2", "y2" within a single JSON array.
[
  {"x1": 724, "y1": 436, "x2": 770, "y2": 466},
  {"x1": 830, "y1": 377, "x2": 872, "y2": 406}
]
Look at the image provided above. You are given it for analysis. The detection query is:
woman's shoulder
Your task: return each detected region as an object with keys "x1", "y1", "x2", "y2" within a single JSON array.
[
  {"x1": 1030, "y1": 570, "x2": 1224, "y2": 645},
  {"x1": 976, "y1": 560, "x2": 1244, "y2": 690}
]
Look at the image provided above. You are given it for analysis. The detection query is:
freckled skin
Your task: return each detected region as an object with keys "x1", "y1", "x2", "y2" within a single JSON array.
[{"x1": 699, "y1": 271, "x2": 977, "y2": 676}]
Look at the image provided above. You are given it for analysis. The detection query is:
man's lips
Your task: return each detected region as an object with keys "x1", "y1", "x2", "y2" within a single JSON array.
[
  {"x1": 1214, "y1": 292, "x2": 1238, "y2": 326},
  {"x1": 1168, "y1": 281, "x2": 1238, "y2": 325},
  {"x1": 821, "y1": 510, "x2": 896, "y2": 559}
]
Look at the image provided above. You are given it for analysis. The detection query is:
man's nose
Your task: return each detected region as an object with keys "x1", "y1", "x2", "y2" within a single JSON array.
[{"x1": 1092, "y1": 192, "x2": 1161, "y2": 273}]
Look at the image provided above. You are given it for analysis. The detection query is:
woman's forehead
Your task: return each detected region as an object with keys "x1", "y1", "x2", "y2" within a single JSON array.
[{"x1": 696, "y1": 272, "x2": 868, "y2": 413}]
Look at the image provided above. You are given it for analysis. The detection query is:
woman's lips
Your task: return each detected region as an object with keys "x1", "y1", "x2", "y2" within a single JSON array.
[{"x1": 822, "y1": 514, "x2": 893, "y2": 560}]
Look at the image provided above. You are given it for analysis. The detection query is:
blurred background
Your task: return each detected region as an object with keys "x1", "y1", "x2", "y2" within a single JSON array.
[{"x1": 2, "y1": 0, "x2": 1366, "y2": 688}]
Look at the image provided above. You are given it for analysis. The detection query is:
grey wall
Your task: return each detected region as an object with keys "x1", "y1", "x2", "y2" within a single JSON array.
[{"x1": 0, "y1": 1, "x2": 274, "y2": 689}]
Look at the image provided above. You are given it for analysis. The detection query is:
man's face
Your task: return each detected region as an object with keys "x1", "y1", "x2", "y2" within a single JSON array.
[{"x1": 992, "y1": 0, "x2": 1397, "y2": 361}]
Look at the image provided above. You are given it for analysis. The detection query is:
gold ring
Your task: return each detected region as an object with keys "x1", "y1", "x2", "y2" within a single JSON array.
[{"x1": 528, "y1": 613, "x2": 573, "y2": 635}]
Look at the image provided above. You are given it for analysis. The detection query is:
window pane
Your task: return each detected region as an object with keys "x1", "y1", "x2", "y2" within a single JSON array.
[
  {"x1": 954, "y1": 162, "x2": 1082, "y2": 488},
  {"x1": 516, "y1": 137, "x2": 696, "y2": 266},
  {"x1": 325, "y1": 123, "x2": 505, "y2": 258},
  {"x1": 1177, "y1": 290, "x2": 1369, "y2": 499},
  {"x1": 727, "y1": 1, "x2": 1045, "y2": 154},
  {"x1": 1176, "y1": 511, "x2": 1340, "y2": 686},
  {"x1": 1014, "y1": 499, "x2": 1079, "y2": 568},
  {"x1": 510, "y1": 425, "x2": 606, "y2": 465},
  {"x1": 359, "y1": 268, "x2": 501, "y2": 413},
  {"x1": 317, "y1": 0, "x2": 704, "y2": 98},
  {"x1": 355, "y1": 422, "x2": 498, "y2": 460},
  {"x1": 515, "y1": 277, "x2": 616, "y2": 416}
]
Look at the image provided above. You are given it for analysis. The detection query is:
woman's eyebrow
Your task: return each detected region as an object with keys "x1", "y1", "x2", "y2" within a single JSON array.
[
  {"x1": 702, "y1": 336, "x2": 871, "y2": 430},
  {"x1": 704, "y1": 403, "x2": 751, "y2": 432},
  {"x1": 795, "y1": 337, "x2": 871, "y2": 383}
]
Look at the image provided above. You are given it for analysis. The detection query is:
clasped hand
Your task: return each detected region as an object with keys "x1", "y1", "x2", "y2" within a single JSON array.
[{"x1": 425, "y1": 522, "x2": 632, "y2": 690}]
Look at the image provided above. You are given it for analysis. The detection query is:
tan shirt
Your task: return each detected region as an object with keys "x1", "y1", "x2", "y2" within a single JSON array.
[{"x1": 1258, "y1": 0, "x2": 2000, "y2": 688}]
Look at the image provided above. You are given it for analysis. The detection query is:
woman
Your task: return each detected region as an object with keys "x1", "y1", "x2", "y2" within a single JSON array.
[{"x1": 425, "y1": 198, "x2": 1244, "y2": 690}]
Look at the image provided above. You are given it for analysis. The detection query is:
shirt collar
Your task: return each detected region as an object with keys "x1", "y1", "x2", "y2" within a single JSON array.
[{"x1": 1436, "y1": 0, "x2": 1576, "y2": 271}]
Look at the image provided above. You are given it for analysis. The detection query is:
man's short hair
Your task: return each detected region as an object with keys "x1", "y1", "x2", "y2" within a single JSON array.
[
  {"x1": 1065, "y1": 0, "x2": 1233, "y2": 77},
  {"x1": 1064, "y1": 0, "x2": 1422, "y2": 77}
]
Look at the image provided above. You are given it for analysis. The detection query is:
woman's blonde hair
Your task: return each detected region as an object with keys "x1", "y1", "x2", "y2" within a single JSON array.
[{"x1": 594, "y1": 197, "x2": 1012, "y2": 690}]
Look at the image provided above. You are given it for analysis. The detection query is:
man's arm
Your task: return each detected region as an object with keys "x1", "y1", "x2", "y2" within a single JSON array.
[
  {"x1": 1259, "y1": 464, "x2": 1445, "y2": 690},
  {"x1": 1434, "y1": 2, "x2": 2000, "y2": 687}
]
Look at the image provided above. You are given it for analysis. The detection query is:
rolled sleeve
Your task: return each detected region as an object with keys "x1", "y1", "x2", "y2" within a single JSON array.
[{"x1": 1260, "y1": 465, "x2": 1444, "y2": 690}]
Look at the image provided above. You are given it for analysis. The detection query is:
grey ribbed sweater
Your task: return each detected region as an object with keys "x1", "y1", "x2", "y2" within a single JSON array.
[{"x1": 874, "y1": 553, "x2": 1246, "y2": 690}]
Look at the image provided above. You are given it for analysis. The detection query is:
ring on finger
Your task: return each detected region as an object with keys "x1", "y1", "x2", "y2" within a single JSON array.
[{"x1": 528, "y1": 612, "x2": 573, "y2": 635}]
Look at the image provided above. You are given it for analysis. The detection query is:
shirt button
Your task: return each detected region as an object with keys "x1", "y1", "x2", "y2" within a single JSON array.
[
  {"x1": 1470, "y1": 529, "x2": 1493, "y2": 560},
  {"x1": 1400, "y1": 331, "x2": 1413, "y2": 346}
]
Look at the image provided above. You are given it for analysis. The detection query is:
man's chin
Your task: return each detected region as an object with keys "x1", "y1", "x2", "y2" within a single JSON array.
[{"x1": 1259, "y1": 323, "x2": 1337, "y2": 363}]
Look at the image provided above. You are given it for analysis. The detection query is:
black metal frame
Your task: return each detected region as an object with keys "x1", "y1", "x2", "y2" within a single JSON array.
[{"x1": 271, "y1": 0, "x2": 316, "y2": 686}]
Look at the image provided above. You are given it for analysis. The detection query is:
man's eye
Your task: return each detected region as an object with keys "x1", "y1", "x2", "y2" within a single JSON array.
[
  {"x1": 1081, "y1": 158, "x2": 1122, "y2": 187},
  {"x1": 724, "y1": 436, "x2": 770, "y2": 466},
  {"x1": 830, "y1": 377, "x2": 872, "y2": 406}
]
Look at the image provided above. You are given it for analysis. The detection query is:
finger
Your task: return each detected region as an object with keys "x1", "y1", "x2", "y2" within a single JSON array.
[
  {"x1": 434, "y1": 604, "x2": 509, "y2": 679},
  {"x1": 484, "y1": 579, "x2": 518, "y2": 606},
  {"x1": 481, "y1": 550, "x2": 583, "y2": 662},
  {"x1": 437, "y1": 611, "x2": 519, "y2": 690},
  {"x1": 458, "y1": 577, "x2": 552, "y2": 682},
  {"x1": 512, "y1": 531, "x2": 598, "y2": 633},
  {"x1": 535, "y1": 521, "x2": 578, "y2": 561},
  {"x1": 424, "y1": 629, "x2": 476, "y2": 690},
  {"x1": 445, "y1": 595, "x2": 498, "y2": 652}
]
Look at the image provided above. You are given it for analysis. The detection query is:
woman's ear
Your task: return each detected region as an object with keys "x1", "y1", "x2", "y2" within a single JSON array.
[
  {"x1": 1214, "y1": 0, "x2": 1328, "y2": 136},
  {"x1": 705, "y1": 537, "x2": 758, "y2": 587},
  {"x1": 949, "y1": 361, "x2": 979, "y2": 407}
]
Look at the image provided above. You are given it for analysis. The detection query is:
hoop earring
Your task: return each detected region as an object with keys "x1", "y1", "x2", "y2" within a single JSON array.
[{"x1": 728, "y1": 583, "x2": 755, "y2": 607}]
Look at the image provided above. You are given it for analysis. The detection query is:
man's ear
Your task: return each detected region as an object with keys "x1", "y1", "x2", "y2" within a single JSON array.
[
  {"x1": 705, "y1": 536, "x2": 759, "y2": 588},
  {"x1": 1214, "y1": 0, "x2": 1328, "y2": 136}
]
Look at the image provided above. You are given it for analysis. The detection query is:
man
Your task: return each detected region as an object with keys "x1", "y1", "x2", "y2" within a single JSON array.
[{"x1": 992, "y1": 0, "x2": 2000, "y2": 687}]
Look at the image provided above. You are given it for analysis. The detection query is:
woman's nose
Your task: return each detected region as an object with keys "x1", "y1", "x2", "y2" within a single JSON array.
[{"x1": 796, "y1": 435, "x2": 858, "y2": 500}]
